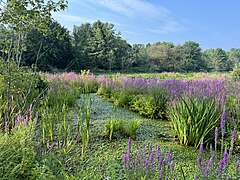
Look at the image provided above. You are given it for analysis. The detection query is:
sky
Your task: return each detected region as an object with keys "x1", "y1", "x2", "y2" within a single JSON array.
[{"x1": 53, "y1": 0, "x2": 240, "y2": 50}]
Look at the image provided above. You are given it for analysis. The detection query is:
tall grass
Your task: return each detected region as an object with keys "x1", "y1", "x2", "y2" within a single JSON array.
[{"x1": 168, "y1": 96, "x2": 222, "y2": 147}]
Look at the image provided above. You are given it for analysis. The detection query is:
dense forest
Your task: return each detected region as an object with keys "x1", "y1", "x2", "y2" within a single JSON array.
[{"x1": 0, "y1": 2, "x2": 240, "y2": 73}]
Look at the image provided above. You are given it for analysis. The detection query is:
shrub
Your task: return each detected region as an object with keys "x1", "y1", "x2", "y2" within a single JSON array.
[
  {"x1": 113, "y1": 90, "x2": 136, "y2": 108},
  {"x1": 231, "y1": 62, "x2": 240, "y2": 80},
  {"x1": 168, "y1": 96, "x2": 222, "y2": 147},
  {"x1": 130, "y1": 87, "x2": 168, "y2": 119}
]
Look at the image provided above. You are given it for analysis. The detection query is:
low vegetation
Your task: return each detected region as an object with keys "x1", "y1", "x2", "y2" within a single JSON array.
[
  {"x1": 0, "y1": 71, "x2": 239, "y2": 179},
  {"x1": 0, "y1": 1, "x2": 240, "y2": 179}
]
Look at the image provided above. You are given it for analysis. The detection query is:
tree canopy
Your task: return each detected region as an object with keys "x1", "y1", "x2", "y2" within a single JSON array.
[{"x1": 0, "y1": 1, "x2": 239, "y2": 73}]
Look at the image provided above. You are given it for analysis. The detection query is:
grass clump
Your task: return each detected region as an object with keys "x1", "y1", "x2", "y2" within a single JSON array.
[
  {"x1": 168, "y1": 96, "x2": 222, "y2": 148},
  {"x1": 105, "y1": 118, "x2": 140, "y2": 140}
]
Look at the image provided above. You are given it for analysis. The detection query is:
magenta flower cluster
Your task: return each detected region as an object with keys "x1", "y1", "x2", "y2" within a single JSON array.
[{"x1": 124, "y1": 139, "x2": 177, "y2": 179}]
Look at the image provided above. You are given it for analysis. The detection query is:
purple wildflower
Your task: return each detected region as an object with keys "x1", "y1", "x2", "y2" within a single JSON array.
[
  {"x1": 230, "y1": 130, "x2": 237, "y2": 156},
  {"x1": 217, "y1": 160, "x2": 224, "y2": 177},
  {"x1": 167, "y1": 151, "x2": 172, "y2": 162},
  {"x1": 214, "y1": 127, "x2": 218, "y2": 151},
  {"x1": 197, "y1": 141, "x2": 204, "y2": 166},
  {"x1": 232, "y1": 130, "x2": 237, "y2": 139},
  {"x1": 205, "y1": 169, "x2": 209, "y2": 178},
  {"x1": 160, "y1": 169, "x2": 163, "y2": 179},
  {"x1": 236, "y1": 160, "x2": 239, "y2": 175},
  {"x1": 220, "y1": 110, "x2": 226, "y2": 134},
  {"x1": 128, "y1": 138, "x2": 132, "y2": 151},
  {"x1": 223, "y1": 150, "x2": 228, "y2": 165},
  {"x1": 124, "y1": 152, "x2": 129, "y2": 168}
]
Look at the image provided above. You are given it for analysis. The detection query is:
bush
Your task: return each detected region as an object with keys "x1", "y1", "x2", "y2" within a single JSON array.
[
  {"x1": 130, "y1": 87, "x2": 168, "y2": 119},
  {"x1": 113, "y1": 90, "x2": 136, "y2": 108},
  {"x1": 231, "y1": 62, "x2": 240, "y2": 80}
]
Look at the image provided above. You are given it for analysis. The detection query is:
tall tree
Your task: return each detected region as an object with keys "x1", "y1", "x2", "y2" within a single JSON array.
[
  {"x1": 72, "y1": 23, "x2": 92, "y2": 70},
  {"x1": 88, "y1": 20, "x2": 116, "y2": 70},
  {"x1": 146, "y1": 42, "x2": 175, "y2": 72},
  {"x1": 202, "y1": 48, "x2": 215, "y2": 71},
  {"x1": 0, "y1": 0, "x2": 67, "y2": 123},
  {"x1": 181, "y1": 41, "x2": 205, "y2": 72},
  {"x1": 212, "y1": 48, "x2": 229, "y2": 72},
  {"x1": 228, "y1": 48, "x2": 240, "y2": 70},
  {"x1": 22, "y1": 21, "x2": 74, "y2": 71}
]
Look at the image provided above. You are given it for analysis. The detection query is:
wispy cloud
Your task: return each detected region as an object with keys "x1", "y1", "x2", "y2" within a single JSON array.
[
  {"x1": 148, "y1": 20, "x2": 184, "y2": 34},
  {"x1": 53, "y1": 13, "x2": 96, "y2": 24},
  {"x1": 95, "y1": 0, "x2": 170, "y2": 19},
  {"x1": 123, "y1": 30, "x2": 142, "y2": 35},
  {"x1": 53, "y1": 13, "x2": 121, "y2": 26},
  {"x1": 53, "y1": 0, "x2": 186, "y2": 36},
  {"x1": 91, "y1": 0, "x2": 184, "y2": 34}
]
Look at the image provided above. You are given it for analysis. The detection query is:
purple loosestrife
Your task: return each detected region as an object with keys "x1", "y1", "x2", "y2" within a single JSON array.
[
  {"x1": 236, "y1": 160, "x2": 239, "y2": 176},
  {"x1": 230, "y1": 130, "x2": 237, "y2": 156},
  {"x1": 214, "y1": 127, "x2": 218, "y2": 152},
  {"x1": 29, "y1": 104, "x2": 33, "y2": 119},
  {"x1": 160, "y1": 169, "x2": 163, "y2": 180},
  {"x1": 124, "y1": 152, "x2": 130, "y2": 169},
  {"x1": 167, "y1": 151, "x2": 172, "y2": 162},
  {"x1": 197, "y1": 141, "x2": 204, "y2": 166},
  {"x1": 205, "y1": 169, "x2": 209, "y2": 178},
  {"x1": 223, "y1": 149, "x2": 229, "y2": 166},
  {"x1": 217, "y1": 160, "x2": 225, "y2": 177},
  {"x1": 220, "y1": 110, "x2": 226, "y2": 134},
  {"x1": 128, "y1": 138, "x2": 132, "y2": 150},
  {"x1": 221, "y1": 109, "x2": 226, "y2": 155}
]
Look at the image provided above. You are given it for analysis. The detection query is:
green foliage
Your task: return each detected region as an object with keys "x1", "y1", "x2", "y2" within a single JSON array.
[
  {"x1": 211, "y1": 48, "x2": 230, "y2": 72},
  {"x1": 113, "y1": 90, "x2": 136, "y2": 108},
  {"x1": 146, "y1": 42, "x2": 176, "y2": 72},
  {"x1": 168, "y1": 96, "x2": 222, "y2": 147},
  {"x1": 105, "y1": 118, "x2": 140, "y2": 140},
  {"x1": 0, "y1": 60, "x2": 44, "y2": 123},
  {"x1": 0, "y1": 113, "x2": 39, "y2": 179},
  {"x1": 130, "y1": 87, "x2": 168, "y2": 119},
  {"x1": 105, "y1": 119, "x2": 122, "y2": 141},
  {"x1": 72, "y1": 20, "x2": 132, "y2": 71},
  {"x1": 181, "y1": 41, "x2": 206, "y2": 72},
  {"x1": 231, "y1": 62, "x2": 240, "y2": 80},
  {"x1": 121, "y1": 119, "x2": 140, "y2": 139},
  {"x1": 0, "y1": 0, "x2": 67, "y2": 33},
  {"x1": 44, "y1": 87, "x2": 78, "y2": 108},
  {"x1": 22, "y1": 21, "x2": 74, "y2": 71},
  {"x1": 97, "y1": 81, "x2": 115, "y2": 98}
]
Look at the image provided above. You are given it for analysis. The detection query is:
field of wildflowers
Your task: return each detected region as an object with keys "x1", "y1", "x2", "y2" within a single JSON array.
[{"x1": 0, "y1": 71, "x2": 239, "y2": 179}]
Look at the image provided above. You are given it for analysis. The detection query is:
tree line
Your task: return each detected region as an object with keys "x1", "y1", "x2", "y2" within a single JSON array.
[{"x1": 1, "y1": 19, "x2": 240, "y2": 73}]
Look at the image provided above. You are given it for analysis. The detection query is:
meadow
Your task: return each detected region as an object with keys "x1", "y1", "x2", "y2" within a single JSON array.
[{"x1": 0, "y1": 71, "x2": 239, "y2": 179}]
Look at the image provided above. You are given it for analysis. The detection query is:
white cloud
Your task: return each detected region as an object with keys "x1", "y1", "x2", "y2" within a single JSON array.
[
  {"x1": 123, "y1": 30, "x2": 142, "y2": 35},
  {"x1": 53, "y1": 0, "x2": 186, "y2": 35},
  {"x1": 148, "y1": 20, "x2": 184, "y2": 34},
  {"x1": 53, "y1": 12, "x2": 121, "y2": 26},
  {"x1": 91, "y1": 0, "x2": 184, "y2": 34},
  {"x1": 53, "y1": 13, "x2": 96, "y2": 24},
  {"x1": 96, "y1": 0, "x2": 170, "y2": 19}
]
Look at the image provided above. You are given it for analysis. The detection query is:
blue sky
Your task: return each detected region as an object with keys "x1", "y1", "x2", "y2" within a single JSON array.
[{"x1": 53, "y1": 0, "x2": 240, "y2": 50}]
